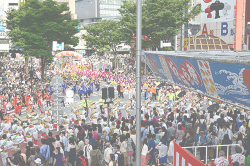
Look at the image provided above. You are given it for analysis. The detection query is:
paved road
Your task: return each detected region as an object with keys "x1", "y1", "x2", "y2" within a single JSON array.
[{"x1": 61, "y1": 82, "x2": 138, "y2": 121}]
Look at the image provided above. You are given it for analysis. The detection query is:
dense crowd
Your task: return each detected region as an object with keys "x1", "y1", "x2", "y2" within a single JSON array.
[{"x1": 0, "y1": 55, "x2": 250, "y2": 166}]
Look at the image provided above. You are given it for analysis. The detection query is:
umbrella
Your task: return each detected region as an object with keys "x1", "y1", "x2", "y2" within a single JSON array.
[
  {"x1": 207, "y1": 103, "x2": 220, "y2": 112},
  {"x1": 178, "y1": 91, "x2": 186, "y2": 98}
]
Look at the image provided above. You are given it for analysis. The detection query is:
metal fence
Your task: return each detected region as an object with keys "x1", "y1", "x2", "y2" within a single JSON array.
[{"x1": 181, "y1": 144, "x2": 240, "y2": 165}]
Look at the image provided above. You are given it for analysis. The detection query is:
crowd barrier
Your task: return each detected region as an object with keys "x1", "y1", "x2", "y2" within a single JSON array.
[{"x1": 181, "y1": 144, "x2": 240, "y2": 165}]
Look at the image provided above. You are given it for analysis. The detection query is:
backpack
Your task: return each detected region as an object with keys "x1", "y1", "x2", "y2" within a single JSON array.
[
  {"x1": 19, "y1": 155, "x2": 25, "y2": 165},
  {"x1": 91, "y1": 150, "x2": 100, "y2": 166},
  {"x1": 78, "y1": 157, "x2": 87, "y2": 166},
  {"x1": 115, "y1": 152, "x2": 124, "y2": 166},
  {"x1": 141, "y1": 128, "x2": 145, "y2": 138}
]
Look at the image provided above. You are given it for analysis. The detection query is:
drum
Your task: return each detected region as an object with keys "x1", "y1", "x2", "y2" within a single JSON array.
[{"x1": 66, "y1": 90, "x2": 74, "y2": 98}]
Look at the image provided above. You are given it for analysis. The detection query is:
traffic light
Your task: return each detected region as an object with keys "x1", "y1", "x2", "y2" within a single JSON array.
[
  {"x1": 11, "y1": 53, "x2": 16, "y2": 58},
  {"x1": 9, "y1": 46, "x2": 24, "y2": 58}
]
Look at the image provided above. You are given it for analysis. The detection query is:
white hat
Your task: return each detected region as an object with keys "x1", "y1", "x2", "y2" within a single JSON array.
[{"x1": 34, "y1": 158, "x2": 41, "y2": 164}]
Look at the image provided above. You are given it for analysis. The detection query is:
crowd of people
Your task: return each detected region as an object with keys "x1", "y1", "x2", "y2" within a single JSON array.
[{"x1": 0, "y1": 54, "x2": 250, "y2": 166}]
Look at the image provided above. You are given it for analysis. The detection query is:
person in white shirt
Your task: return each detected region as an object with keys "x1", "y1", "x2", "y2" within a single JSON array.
[
  {"x1": 211, "y1": 150, "x2": 229, "y2": 166},
  {"x1": 239, "y1": 121, "x2": 247, "y2": 138},
  {"x1": 168, "y1": 136, "x2": 175, "y2": 165},
  {"x1": 104, "y1": 143, "x2": 112, "y2": 165},
  {"x1": 141, "y1": 138, "x2": 149, "y2": 166},
  {"x1": 223, "y1": 124, "x2": 232, "y2": 140},
  {"x1": 160, "y1": 119, "x2": 167, "y2": 130},
  {"x1": 214, "y1": 112, "x2": 220, "y2": 122},
  {"x1": 156, "y1": 140, "x2": 168, "y2": 165},
  {"x1": 83, "y1": 139, "x2": 92, "y2": 165},
  {"x1": 108, "y1": 154, "x2": 116, "y2": 166},
  {"x1": 114, "y1": 125, "x2": 122, "y2": 136},
  {"x1": 229, "y1": 147, "x2": 245, "y2": 165}
]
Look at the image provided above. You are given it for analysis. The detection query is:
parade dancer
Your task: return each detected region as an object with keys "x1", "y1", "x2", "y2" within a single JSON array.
[
  {"x1": 11, "y1": 131, "x2": 24, "y2": 149},
  {"x1": 0, "y1": 134, "x2": 13, "y2": 166}
]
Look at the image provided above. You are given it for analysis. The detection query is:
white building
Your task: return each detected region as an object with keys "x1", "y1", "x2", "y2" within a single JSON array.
[{"x1": 0, "y1": 0, "x2": 19, "y2": 53}]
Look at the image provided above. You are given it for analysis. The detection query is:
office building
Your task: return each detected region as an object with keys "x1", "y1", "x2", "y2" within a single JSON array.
[{"x1": 76, "y1": 0, "x2": 123, "y2": 26}]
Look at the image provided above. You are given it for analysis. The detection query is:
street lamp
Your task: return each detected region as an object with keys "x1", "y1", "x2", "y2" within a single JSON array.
[
  {"x1": 246, "y1": 22, "x2": 250, "y2": 51},
  {"x1": 188, "y1": 21, "x2": 201, "y2": 51}
]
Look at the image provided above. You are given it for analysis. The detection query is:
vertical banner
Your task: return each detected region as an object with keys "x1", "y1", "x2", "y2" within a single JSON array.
[
  {"x1": 91, "y1": 63, "x2": 94, "y2": 72},
  {"x1": 174, "y1": 142, "x2": 205, "y2": 166},
  {"x1": 109, "y1": 65, "x2": 111, "y2": 72},
  {"x1": 102, "y1": 63, "x2": 106, "y2": 72}
]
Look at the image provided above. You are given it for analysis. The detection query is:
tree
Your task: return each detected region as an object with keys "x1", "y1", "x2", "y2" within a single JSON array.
[
  {"x1": 5, "y1": 0, "x2": 79, "y2": 80},
  {"x1": 118, "y1": 0, "x2": 202, "y2": 48},
  {"x1": 83, "y1": 19, "x2": 123, "y2": 68}
]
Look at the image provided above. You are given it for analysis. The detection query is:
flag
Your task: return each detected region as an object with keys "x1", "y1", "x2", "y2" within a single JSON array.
[
  {"x1": 91, "y1": 63, "x2": 94, "y2": 72},
  {"x1": 102, "y1": 63, "x2": 106, "y2": 72}
]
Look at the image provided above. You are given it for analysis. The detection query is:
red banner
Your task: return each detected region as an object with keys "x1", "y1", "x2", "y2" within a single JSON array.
[
  {"x1": 174, "y1": 142, "x2": 205, "y2": 166},
  {"x1": 0, "y1": 96, "x2": 4, "y2": 100}
]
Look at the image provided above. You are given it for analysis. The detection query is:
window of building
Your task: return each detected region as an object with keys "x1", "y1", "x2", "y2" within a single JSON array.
[{"x1": 9, "y1": 3, "x2": 18, "y2": 6}]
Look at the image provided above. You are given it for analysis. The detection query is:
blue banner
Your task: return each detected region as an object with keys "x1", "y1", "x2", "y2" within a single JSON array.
[{"x1": 144, "y1": 53, "x2": 250, "y2": 107}]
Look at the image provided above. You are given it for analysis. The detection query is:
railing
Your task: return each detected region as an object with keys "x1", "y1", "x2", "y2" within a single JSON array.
[{"x1": 181, "y1": 144, "x2": 240, "y2": 165}]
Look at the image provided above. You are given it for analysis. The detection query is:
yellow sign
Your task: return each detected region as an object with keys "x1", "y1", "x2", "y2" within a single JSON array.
[
  {"x1": 70, "y1": 73, "x2": 76, "y2": 76},
  {"x1": 183, "y1": 38, "x2": 188, "y2": 51}
]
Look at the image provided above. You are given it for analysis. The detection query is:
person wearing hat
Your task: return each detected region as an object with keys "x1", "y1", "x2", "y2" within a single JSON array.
[
  {"x1": 0, "y1": 134, "x2": 14, "y2": 166},
  {"x1": 102, "y1": 122, "x2": 110, "y2": 135},
  {"x1": 34, "y1": 158, "x2": 43, "y2": 166}
]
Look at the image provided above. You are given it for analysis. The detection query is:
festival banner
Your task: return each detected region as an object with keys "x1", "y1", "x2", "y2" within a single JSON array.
[
  {"x1": 144, "y1": 53, "x2": 250, "y2": 107},
  {"x1": 174, "y1": 142, "x2": 206, "y2": 166},
  {"x1": 0, "y1": 96, "x2": 4, "y2": 100},
  {"x1": 102, "y1": 63, "x2": 106, "y2": 72}
]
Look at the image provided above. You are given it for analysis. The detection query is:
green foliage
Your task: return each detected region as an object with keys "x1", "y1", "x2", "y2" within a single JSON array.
[
  {"x1": 83, "y1": 19, "x2": 123, "y2": 54},
  {"x1": 5, "y1": 0, "x2": 79, "y2": 78},
  {"x1": 118, "y1": 0, "x2": 202, "y2": 48}
]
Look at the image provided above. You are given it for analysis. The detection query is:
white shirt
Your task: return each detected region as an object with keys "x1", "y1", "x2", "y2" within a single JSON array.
[
  {"x1": 230, "y1": 153, "x2": 245, "y2": 165},
  {"x1": 104, "y1": 147, "x2": 112, "y2": 163},
  {"x1": 213, "y1": 156, "x2": 229, "y2": 166},
  {"x1": 223, "y1": 128, "x2": 231, "y2": 140},
  {"x1": 239, "y1": 125, "x2": 246, "y2": 136},
  {"x1": 214, "y1": 115, "x2": 220, "y2": 122},
  {"x1": 83, "y1": 144, "x2": 92, "y2": 159},
  {"x1": 141, "y1": 144, "x2": 148, "y2": 156},
  {"x1": 114, "y1": 151, "x2": 122, "y2": 166}
]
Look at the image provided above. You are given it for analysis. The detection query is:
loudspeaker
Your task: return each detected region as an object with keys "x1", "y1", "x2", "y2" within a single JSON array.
[
  {"x1": 108, "y1": 87, "x2": 115, "y2": 99},
  {"x1": 102, "y1": 88, "x2": 108, "y2": 99}
]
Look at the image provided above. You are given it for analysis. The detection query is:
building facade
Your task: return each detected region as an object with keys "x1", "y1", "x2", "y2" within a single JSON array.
[
  {"x1": 0, "y1": 0, "x2": 19, "y2": 53},
  {"x1": 76, "y1": 0, "x2": 123, "y2": 26},
  {"x1": 176, "y1": 0, "x2": 249, "y2": 51}
]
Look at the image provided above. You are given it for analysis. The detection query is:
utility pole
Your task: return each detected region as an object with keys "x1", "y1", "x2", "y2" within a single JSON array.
[
  {"x1": 136, "y1": 0, "x2": 142, "y2": 165},
  {"x1": 51, "y1": 75, "x2": 63, "y2": 131}
]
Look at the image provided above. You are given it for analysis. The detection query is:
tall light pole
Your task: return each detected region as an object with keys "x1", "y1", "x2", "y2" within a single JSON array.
[{"x1": 136, "y1": 0, "x2": 142, "y2": 165}]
